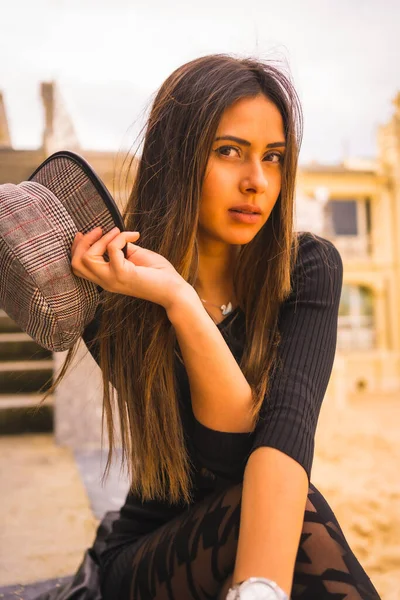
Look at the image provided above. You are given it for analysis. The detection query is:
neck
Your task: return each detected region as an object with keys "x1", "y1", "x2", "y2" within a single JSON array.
[
  {"x1": 194, "y1": 239, "x2": 241, "y2": 304},
  {"x1": 194, "y1": 278, "x2": 237, "y2": 319}
]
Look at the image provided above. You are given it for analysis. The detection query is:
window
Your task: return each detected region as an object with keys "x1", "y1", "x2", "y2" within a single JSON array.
[
  {"x1": 338, "y1": 284, "x2": 351, "y2": 317},
  {"x1": 329, "y1": 200, "x2": 358, "y2": 235},
  {"x1": 365, "y1": 197, "x2": 372, "y2": 234},
  {"x1": 324, "y1": 197, "x2": 373, "y2": 257},
  {"x1": 338, "y1": 284, "x2": 375, "y2": 350}
]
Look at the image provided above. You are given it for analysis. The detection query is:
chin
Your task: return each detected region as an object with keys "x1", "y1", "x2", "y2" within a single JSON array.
[{"x1": 225, "y1": 231, "x2": 261, "y2": 245}]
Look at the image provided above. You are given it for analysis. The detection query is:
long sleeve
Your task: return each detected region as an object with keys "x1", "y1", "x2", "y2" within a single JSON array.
[
  {"x1": 249, "y1": 232, "x2": 343, "y2": 480},
  {"x1": 191, "y1": 232, "x2": 343, "y2": 482}
]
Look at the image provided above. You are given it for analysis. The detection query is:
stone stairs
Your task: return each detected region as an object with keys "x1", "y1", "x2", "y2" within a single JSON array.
[
  {"x1": 348, "y1": 388, "x2": 400, "y2": 405},
  {"x1": 0, "y1": 309, "x2": 54, "y2": 434}
]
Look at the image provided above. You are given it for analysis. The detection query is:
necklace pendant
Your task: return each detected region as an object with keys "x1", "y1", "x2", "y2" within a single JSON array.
[{"x1": 221, "y1": 302, "x2": 233, "y2": 315}]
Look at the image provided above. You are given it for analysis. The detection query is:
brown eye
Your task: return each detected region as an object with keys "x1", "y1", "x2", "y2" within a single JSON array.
[
  {"x1": 216, "y1": 145, "x2": 240, "y2": 157},
  {"x1": 264, "y1": 152, "x2": 283, "y2": 164}
]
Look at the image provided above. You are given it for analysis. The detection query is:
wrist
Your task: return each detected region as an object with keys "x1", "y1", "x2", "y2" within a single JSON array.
[
  {"x1": 226, "y1": 577, "x2": 290, "y2": 600},
  {"x1": 165, "y1": 283, "x2": 200, "y2": 323}
]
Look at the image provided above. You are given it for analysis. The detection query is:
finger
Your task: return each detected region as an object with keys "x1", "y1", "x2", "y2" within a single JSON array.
[
  {"x1": 71, "y1": 227, "x2": 116, "y2": 277},
  {"x1": 71, "y1": 232, "x2": 87, "y2": 266},
  {"x1": 71, "y1": 232, "x2": 83, "y2": 255},
  {"x1": 80, "y1": 226, "x2": 104, "y2": 243},
  {"x1": 125, "y1": 241, "x2": 137, "y2": 260},
  {"x1": 106, "y1": 232, "x2": 142, "y2": 271},
  {"x1": 80, "y1": 227, "x2": 124, "y2": 262},
  {"x1": 71, "y1": 226, "x2": 105, "y2": 260}
]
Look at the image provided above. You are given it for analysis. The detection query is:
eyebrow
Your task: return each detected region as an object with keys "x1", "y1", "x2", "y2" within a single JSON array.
[{"x1": 214, "y1": 135, "x2": 286, "y2": 149}]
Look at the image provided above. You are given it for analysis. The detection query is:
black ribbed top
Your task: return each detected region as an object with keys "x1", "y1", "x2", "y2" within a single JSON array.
[
  {"x1": 190, "y1": 231, "x2": 343, "y2": 483},
  {"x1": 81, "y1": 231, "x2": 343, "y2": 558}
]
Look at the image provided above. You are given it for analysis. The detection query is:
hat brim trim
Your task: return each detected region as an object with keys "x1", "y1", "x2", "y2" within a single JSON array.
[{"x1": 28, "y1": 150, "x2": 125, "y2": 232}]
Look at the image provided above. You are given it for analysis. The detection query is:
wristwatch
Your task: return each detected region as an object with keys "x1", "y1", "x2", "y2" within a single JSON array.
[{"x1": 226, "y1": 577, "x2": 289, "y2": 600}]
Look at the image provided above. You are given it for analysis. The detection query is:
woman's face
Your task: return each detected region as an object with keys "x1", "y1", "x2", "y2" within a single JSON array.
[{"x1": 198, "y1": 94, "x2": 286, "y2": 248}]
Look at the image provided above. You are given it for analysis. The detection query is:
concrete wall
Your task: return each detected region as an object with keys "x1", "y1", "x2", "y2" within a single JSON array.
[{"x1": 53, "y1": 341, "x2": 106, "y2": 448}]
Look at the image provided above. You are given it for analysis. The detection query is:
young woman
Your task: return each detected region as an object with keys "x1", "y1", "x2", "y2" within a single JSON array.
[{"x1": 63, "y1": 55, "x2": 380, "y2": 599}]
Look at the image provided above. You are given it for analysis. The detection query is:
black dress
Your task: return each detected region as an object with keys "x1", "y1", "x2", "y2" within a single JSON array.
[{"x1": 37, "y1": 232, "x2": 381, "y2": 600}]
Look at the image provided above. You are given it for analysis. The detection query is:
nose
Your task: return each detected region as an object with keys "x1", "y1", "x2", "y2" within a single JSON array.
[{"x1": 239, "y1": 160, "x2": 268, "y2": 195}]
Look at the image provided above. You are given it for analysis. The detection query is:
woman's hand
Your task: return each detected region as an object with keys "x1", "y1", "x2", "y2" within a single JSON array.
[{"x1": 70, "y1": 226, "x2": 189, "y2": 311}]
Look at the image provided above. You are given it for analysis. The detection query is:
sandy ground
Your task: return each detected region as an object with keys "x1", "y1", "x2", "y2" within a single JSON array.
[
  {"x1": 0, "y1": 436, "x2": 98, "y2": 587},
  {"x1": 313, "y1": 394, "x2": 400, "y2": 600},
  {"x1": 0, "y1": 395, "x2": 399, "y2": 598}
]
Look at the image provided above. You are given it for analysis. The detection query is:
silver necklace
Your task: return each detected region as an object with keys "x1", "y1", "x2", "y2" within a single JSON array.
[{"x1": 200, "y1": 298, "x2": 233, "y2": 316}]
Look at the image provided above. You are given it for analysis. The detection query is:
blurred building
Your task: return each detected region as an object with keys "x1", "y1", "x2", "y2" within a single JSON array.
[
  {"x1": 0, "y1": 82, "x2": 135, "y2": 445},
  {"x1": 296, "y1": 92, "x2": 400, "y2": 402},
  {"x1": 0, "y1": 83, "x2": 399, "y2": 445},
  {"x1": 0, "y1": 82, "x2": 134, "y2": 207}
]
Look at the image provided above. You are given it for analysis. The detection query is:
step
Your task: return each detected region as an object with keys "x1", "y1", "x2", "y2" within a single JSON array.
[
  {"x1": 349, "y1": 389, "x2": 400, "y2": 404},
  {"x1": 0, "y1": 310, "x2": 21, "y2": 333},
  {"x1": 0, "y1": 360, "x2": 54, "y2": 394},
  {"x1": 0, "y1": 332, "x2": 32, "y2": 342},
  {"x1": 0, "y1": 333, "x2": 52, "y2": 361},
  {"x1": 0, "y1": 393, "x2": 54, "y2": 409},
  {"x1": 0, "y1": 402, "x2": 53, "y2": 435},
  {"x1": 0, "y1": 359, "x2": 54, "y2": 372}
]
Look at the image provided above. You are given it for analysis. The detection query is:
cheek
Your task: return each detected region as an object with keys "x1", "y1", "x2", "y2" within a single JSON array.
[
  {"x1": 201, "y1": 167, "x2": 232, "y2": 205},
  {"x1": 199, "y1": 170, "x2": 226, "y2": 224},
  {"x1": 267, "y1": 171, "x2": 283, "y2": 205}
]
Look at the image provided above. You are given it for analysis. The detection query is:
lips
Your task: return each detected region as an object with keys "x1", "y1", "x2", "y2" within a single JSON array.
[
  {"x1": 229, "y1": 204, "x2": 262, "y2": 214},
  {"x1": 228, "y1": 210, "x2": 261, "y2": 224}
]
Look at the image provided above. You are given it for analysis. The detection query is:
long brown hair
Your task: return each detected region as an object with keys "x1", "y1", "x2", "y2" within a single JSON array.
[{"x1": 42, "y1": 54, "x2": 303, "y2": 505}]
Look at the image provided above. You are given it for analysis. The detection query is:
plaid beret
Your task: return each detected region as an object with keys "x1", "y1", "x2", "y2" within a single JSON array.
[{"x1": 0, "y1": 151, "x2": 125, "y2": 351}]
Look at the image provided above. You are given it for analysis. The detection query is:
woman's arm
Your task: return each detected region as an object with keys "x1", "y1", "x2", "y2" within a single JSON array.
[
  {"x1": 232, "y1": 446, "x2": 308, "y2": 596},
  {"x1": 168, "y1": 233, "x2": 342, "y2": 596},
  {"x1": 167, "y1": 288, "x2": 255, "y2": 433}
]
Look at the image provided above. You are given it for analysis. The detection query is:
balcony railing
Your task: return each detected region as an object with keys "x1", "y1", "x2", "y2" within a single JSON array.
[
  {"x1": 337, "y1": 316, "x2": 375, "y2": 350},
  {"x1": 326, "y1": 235, "x2": 372, "y2": 259}
]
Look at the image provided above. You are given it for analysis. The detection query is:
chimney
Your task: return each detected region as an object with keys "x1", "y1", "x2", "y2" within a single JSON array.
[
  {"x1": 41, "y1": 81, "x2": 55, "y2": 146},
  {"x1": 40, "y1": 81, "x2": 80, "y2": 154},
  {"x1": 0, "y1": 92, "x2": 11, "y2": 148}
]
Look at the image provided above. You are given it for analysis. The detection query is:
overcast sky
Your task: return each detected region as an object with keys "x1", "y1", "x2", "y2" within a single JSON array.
[{"x1": 1, "y1": 0, "x2": 399, "y2": 164}]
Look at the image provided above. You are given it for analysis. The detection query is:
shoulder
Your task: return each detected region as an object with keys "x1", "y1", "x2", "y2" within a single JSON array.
[
  {"x1": 294, "y1": 231, "x2": 343, "y2": 271},
  {"x1": 289, "y1": 231, "x2": 343, "y2": 304}
]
